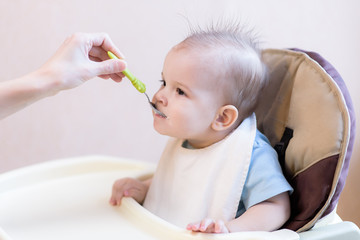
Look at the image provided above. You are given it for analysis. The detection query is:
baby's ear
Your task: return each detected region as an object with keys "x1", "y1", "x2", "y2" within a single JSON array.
[{"x1": 211, "y1": 105, "x2": 238, "y2": 131}]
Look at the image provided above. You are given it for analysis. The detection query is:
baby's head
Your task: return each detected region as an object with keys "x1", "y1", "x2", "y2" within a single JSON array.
[
  {"x1": 153, "y1": 23, "x2": 267, "y2": 148},
  {"x1": 179, "y1": 25, "x2": 266, "y2": 122}
]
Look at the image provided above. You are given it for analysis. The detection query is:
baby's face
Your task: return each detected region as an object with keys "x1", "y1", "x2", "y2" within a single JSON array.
[{"x1": 152, "y1": 47, "x2": 225, "y2": 147}]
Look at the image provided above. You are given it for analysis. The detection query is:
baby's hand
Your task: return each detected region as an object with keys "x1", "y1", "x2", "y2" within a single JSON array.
[
  {"x1": 109, "y1": 177, "x2": 149, "y2": 206},
  {"x1": 187, "y1": 218, "x2": 229, "y2": 234}
]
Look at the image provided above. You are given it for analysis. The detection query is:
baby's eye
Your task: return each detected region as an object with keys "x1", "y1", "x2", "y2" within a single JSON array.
[
  {"x1": 176, "y1": 88, "x2": 186, "y2": 96},
  {"x1": 159, "y1": 79, "x2": 166, "y2": 86}
]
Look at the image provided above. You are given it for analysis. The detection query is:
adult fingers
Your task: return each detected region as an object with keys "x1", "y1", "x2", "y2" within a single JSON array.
[
  {"x1": 91, "y1": 59, "x2": 127, "y2": 77},
  {"x1": 98, "y1": 73, "x2": 124, "y2": 82},
  {"x1": 89, "y1": 46, "x2": 112, "y2": 61},
  {"x1": 87, "y1": 32, "x2": 125, "y2": 59},
  {"x1": 110, "y1": 73, "x2": 125, "y2": 82}
]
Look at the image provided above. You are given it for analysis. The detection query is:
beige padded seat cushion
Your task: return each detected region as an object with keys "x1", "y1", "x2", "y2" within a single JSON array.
[{"x1": 256, "y1": 49, "x2": 351, "y2": 232}]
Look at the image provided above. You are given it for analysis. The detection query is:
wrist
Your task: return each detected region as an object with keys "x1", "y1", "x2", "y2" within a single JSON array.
[
  {"x1": 29, "y1": 67, "x2": 64, "y2": 98},
  {"x1": 0, "y1": 70, "x2": 63, "y2": 119}
]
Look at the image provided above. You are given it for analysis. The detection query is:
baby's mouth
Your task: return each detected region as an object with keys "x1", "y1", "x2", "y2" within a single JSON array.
[
  {"x1": 151, "y1": 102, "x2": 167, "y2": 118},
  {"x1": 145, "y1": 93, "x2": 167, "y2": 118}
]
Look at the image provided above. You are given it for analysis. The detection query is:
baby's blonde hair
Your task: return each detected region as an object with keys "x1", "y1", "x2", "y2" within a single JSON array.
[{"x1": 178, "y1": 22, "x2": 267, "y2": 122}]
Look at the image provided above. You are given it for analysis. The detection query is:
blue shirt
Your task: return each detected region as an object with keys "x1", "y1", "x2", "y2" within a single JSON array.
[{"x1": 236, "y1": 130, "x2": 293, "y2": 217}]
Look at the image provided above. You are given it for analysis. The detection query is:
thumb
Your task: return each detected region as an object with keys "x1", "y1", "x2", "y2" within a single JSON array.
[{"x1": 93, "y1": 59, "x2": 127, "y2": 76}]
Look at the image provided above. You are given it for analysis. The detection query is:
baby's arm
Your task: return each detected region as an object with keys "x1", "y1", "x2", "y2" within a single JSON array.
[
  {"x1": 109, "y1": 177, "x2": 152, "y2": 206},
  {"x1": 227, "y1": 192, "x2": 290, "y2": 232},
  {"x1": 188, "y1": 192, "x2": 290, "y2": 233}
]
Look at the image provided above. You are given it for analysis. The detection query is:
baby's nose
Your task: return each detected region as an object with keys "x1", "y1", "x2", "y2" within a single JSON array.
[{"x1": 153, "y1": 89, "x2": 168, "y2": 106}]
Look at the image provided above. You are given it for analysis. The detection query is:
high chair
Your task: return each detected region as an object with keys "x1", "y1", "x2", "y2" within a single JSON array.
[{"x1": 0, "y1": 48, "x2": 358, "y2": 240}]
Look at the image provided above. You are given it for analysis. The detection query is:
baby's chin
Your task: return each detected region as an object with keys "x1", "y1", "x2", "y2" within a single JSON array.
[
  {"x1": 153, "y1": 124, "x2": 179, "y2": 138},
  {"x1": 152, "y1": 123, "x2": 168, "y2": 136}
]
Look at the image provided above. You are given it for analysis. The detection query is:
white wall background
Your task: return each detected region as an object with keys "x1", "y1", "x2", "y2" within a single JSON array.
[{"x1": 0, "y1": 0, "x2": 359, "y2": 227}]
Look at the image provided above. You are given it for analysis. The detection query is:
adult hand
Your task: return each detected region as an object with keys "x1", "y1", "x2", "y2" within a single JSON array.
[
  {"x1": 39, "y1": 32, "x2": 127, "y2": 91},
  {"x1": 0, "y1": 32, "x2": 127, "y2": 119}
]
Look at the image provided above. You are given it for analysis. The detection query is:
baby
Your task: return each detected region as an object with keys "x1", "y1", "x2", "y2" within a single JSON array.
[{"x1": 110, "y1": 24, "x2": 293, "y2": 233}]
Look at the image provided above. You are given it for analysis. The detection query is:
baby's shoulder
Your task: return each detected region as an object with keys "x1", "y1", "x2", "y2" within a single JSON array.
[{"x1": 252, "y1": 130, "x2": 277, "y2": 157}]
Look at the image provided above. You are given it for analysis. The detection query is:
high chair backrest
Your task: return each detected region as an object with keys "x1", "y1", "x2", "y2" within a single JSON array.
[{"x1": 256, "y1": 48, "x2": 356, "y2": 232}]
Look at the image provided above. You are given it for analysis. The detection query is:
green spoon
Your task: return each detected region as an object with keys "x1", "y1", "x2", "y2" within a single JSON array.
[{"x1": 107, "y1": 51, "x2": 167, "y2": 118}]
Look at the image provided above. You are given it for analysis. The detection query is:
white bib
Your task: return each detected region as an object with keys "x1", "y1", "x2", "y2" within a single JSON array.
[{"x1": 143, "y1": 113, "x2": 257, "y2": 228}]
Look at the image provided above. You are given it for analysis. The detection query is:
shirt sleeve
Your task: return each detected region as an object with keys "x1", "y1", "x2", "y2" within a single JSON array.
[{"x1": 236, "y1": 130, "x2": 293, "y2": 217}]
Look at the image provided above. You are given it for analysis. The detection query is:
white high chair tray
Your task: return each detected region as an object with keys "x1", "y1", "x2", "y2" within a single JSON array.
[{"x1": 0, "y1": 156, "x2": 299, "y2": 240}]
